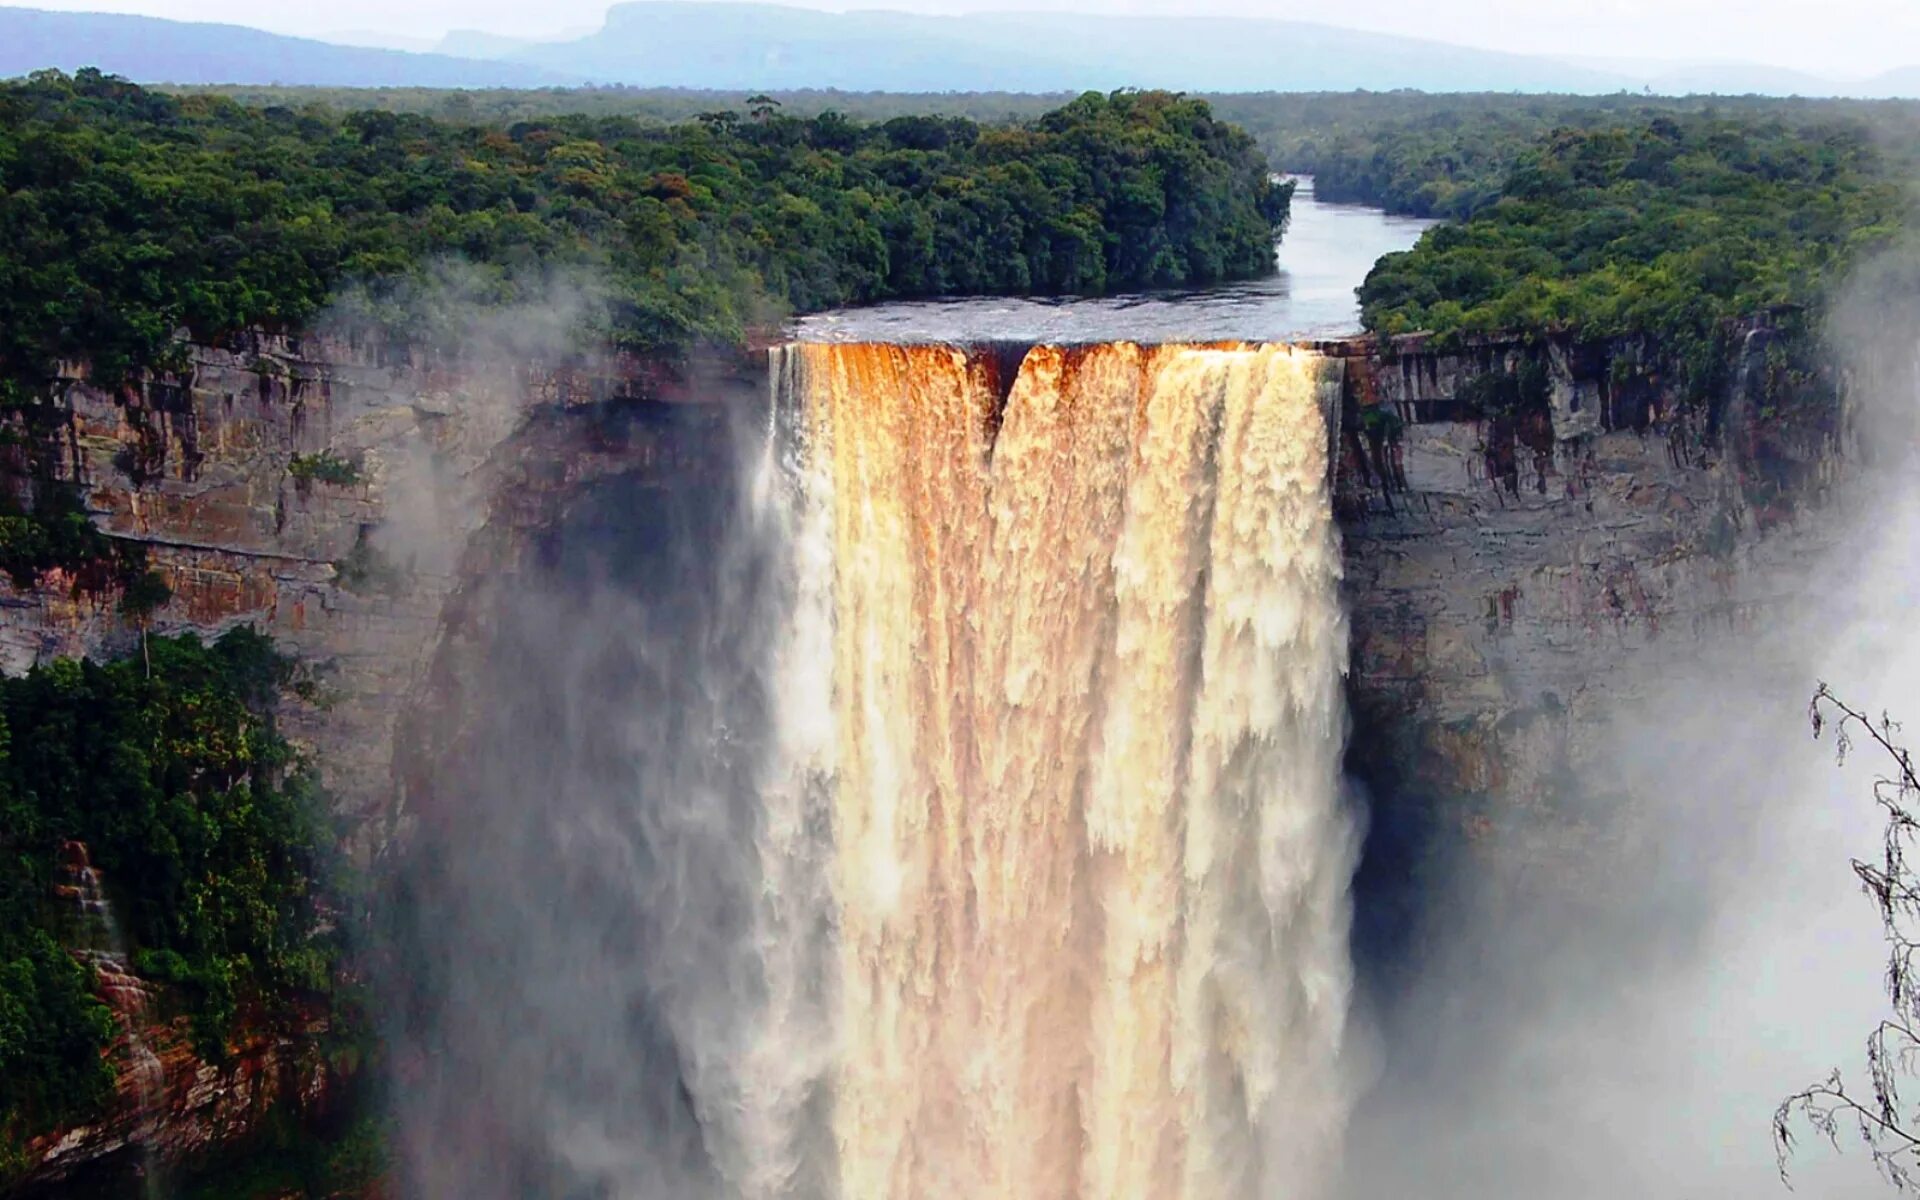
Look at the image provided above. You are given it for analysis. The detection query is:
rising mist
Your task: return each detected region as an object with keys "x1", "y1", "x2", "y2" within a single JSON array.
[{"x1": 1337, "y1": 242, "x2": 1920, "y2": 1198}]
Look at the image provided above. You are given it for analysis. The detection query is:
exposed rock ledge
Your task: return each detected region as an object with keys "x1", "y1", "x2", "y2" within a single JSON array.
[
  {"x1": 0, "y1": 325, "x2": 1846, "y2": 1191},
  {"x1": 4, "y1": 333, "x2": 747, "y2": 1193},
  {"x1": 7, "y1": 333, "x2": 750, "y2": 844}
]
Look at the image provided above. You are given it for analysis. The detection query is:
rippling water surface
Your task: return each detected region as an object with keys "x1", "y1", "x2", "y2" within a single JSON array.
[{"x1": 791, "y1": 178, "x2": 1437, "y2": 345}]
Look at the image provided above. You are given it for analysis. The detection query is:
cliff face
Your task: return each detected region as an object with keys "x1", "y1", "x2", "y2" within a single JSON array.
[
  {"x1": 1327, "y1": 329, "x2": 1845, "y2": 959},
  {"x1": 24, "y1": 329, "x2": 1824, "y2": 838},
  {"x1": 9, "y1": 334, "x2": 745, "y2": 838},
  {"x1": 0, "y1": 328, "x2": 1840, "y2": 1190},
  {"x1": 22, "y1": 980, "x2": 334, "y2": 1196},
  {"x1": 3, "y1": 334, "x2": 745, "y2": 1193}
]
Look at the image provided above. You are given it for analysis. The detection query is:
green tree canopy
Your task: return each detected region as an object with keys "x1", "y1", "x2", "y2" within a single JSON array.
[{"x1": 0, "y1": 73, "x2": 1289, "y2": 404}]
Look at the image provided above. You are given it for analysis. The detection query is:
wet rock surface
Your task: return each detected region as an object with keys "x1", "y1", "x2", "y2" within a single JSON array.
[
  {"x1": 0, "y1": 327, "x2": 1841, "y2": 1189},
  {"x1": 1330, "y1": 330, "x2": 1843, "y2": 965},
  {"x1": 5, "y1": 335, "x2": 747, "y2": 845},
  {"x1": 2, "y1": 336, "x2": 745, "y2": 1192}
]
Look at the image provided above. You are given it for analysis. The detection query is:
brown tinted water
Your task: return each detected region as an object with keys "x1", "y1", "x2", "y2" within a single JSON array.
[{"x1": 790, "y1": 179, "x2": 1437, "y2": 346}]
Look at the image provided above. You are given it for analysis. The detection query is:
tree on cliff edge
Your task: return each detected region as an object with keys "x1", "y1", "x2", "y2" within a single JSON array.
[{"x1": 1777, "y1": 686, "x2": 1920, "y2": 1189}]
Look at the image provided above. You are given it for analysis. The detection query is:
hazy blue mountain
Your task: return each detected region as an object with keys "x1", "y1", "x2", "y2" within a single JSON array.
[
  {"x1": 1867, "y1": 67, "x2": 1920, "y2": 98},
  {"x1": 433, "y1": 28, "x2": 600, "y2": 60},
  {"x1": 0, "y1": 6, "x2": 579, "y2": 86},
  {"x1": 1637, "y1": 62, "x2": 1855, "y2": 97},
  {"x1": 507, "y1": 2, "x2": 1637, "y2": 92},
  {"x1": 319, "y1": 29, "x2": 441, "y2": 53},
  {"x1": 1, "y1": 1, "x2": 1912, "y2": 98}
]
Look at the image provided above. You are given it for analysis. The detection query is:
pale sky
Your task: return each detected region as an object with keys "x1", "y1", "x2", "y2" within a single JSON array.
[{"x1": 18, "y1": 0, "x2": 1920, "y2": 78}]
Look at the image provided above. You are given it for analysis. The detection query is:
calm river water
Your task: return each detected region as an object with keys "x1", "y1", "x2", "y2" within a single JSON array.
[{"x1": 790, "y1": 178, "x2": 1437, "y2": 344}]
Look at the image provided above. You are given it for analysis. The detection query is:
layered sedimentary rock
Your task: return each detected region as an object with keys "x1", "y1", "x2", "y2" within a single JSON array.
[
  {"x1": 0, "y1": 324, "x2": 1844, "y2": 1192},
  {"x1": 19, "y1": 326, "x2": 1814, "y2": 855},
  {"x1": 3, "y1": 334, "x2": 745, "y2": 1192},
  {"x1": 1328, "y1": 327, "x2": 1845, "y2": 938},
  {"x1": 7, "y1": 334, "x2": 744, "y2": 838}
]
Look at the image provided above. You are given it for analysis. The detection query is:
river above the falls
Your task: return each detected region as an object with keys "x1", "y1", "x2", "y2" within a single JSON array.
[{"x1": 790, "y1": 177, "x2": 1438, "y2": 345}]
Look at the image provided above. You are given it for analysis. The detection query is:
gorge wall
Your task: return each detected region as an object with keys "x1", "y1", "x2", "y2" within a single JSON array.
[
  {"x1": 6, "y1": 334, "x2": 749, "y2": 840},
  {"x1": 3, "y1": 334, "x2": 749, "y2": 1194},
  {"x1": 0, "y1": 325, "x2": 1844, "y2": 1192},
  {"x1": 1328, "y1": 328, "x2": 1843, "y2": 967}
]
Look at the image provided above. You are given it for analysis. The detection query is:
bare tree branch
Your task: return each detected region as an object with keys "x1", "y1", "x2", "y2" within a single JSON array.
[{"x1": 1778, "y1": 686, "x2": 1920, "y2": 1190}]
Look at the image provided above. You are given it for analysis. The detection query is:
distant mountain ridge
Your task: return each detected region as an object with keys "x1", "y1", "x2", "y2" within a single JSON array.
[
  {"x1": 0, "y1": 1, "x2": 1915, "y2": 97},
  {"x1": 0, "y1": 7, "x2": 577, "y2": 86},
  {"x1": 506, "y1": 3, "x2": 1635, "y2": 93},
  {"x1": 433, "y1": 30, "x2": 546, "y2": 60}
]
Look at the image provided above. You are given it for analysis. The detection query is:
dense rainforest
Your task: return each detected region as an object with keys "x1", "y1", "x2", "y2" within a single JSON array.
[
  {"x1": 6, "y1": 68, "x2": 1920, "y2": 1196},
  {"x1": 0, "y1": 70, "x2": 1288, "y2": 404},
  {"x1": 0, "y1": 631, "x2": 350, "y2": 1181},
  {"x1": 1233, "y1": 92, "x2": 1920, "y2": 216},
  {"x1": 213, "y1": 84, "x2": 1920, "y2": 375},
  {"x1": 176, "y1": 82, "x2": 1920, "y2": 210},
  {"x1": 171, "y1": 82, "x2": 1920, "y2": 390},
  {"x1": 1354, "y1": 113, "x2": 1909, "y2": 403},
  {"x1": 0, "y1": 72, "x2": 1289, "y2": 1188}
]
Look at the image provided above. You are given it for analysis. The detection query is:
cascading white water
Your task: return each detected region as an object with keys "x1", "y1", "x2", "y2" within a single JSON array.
[
  {"x1": 396, "y1": 338, "x2": 1359, "y2": 1200},
  {"x1": 58, "y1": 843, "x2": 167, "y2": 1199},
  {"x1": 738, "y1": 340, "x2": 1358, "y2": 1200}
]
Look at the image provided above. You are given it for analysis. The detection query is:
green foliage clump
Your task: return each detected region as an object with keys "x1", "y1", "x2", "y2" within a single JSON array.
[
  {"x1": 1456, "y1": 358, "x2": 1554, "y2": 419},
  {"x1": 0, "y1": 487, "x2": 116, "y2": 590},
  {"x1": 117, "y1": 568, "x2": 173, "y2": 620},
  {"x1": 332, "y1": 532, "x2": 402, "y2": 597},
  {"x1": 0, "y1": 71, "x2": 1288, "y2": 399},
  {"x1": 1357, "y1": 116, "x2": 1904, "y2": 401},
  {"x1": 0, "y1": 630, "x2": 342, "y2": 1161},
  {"x1": 287, "y1": 452, "x2": 362, "y2": 488},
  {"x1": 0, "y1": 484, "x2": 159, "y2": 602},
  {"x1": 1357, "y1": 404, "x2": 1405, "y2": 442},
  {"x1": 0, "y1": 927, "x2": 118, "y2": 1150},
  {"x1": 174, "y1": 1101, "x2": 388, "y2": 1200}
]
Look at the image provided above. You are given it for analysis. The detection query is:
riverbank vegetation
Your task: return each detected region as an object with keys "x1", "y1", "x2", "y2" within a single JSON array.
[
  {"x1": 0, "y1": 631, "x2": 348, "y2": 1174},
  {"x1": 150, "y1": 84, "x2": 1920, "y2": 365},
  {"x1": 0, "y1": 70, "x2": 1287, "y2": 399},
  {"x1": 169, "y1": 82, "x2": 1920, "y2": 210},
  {"x1": 0, "y1": 71, "x2": 1286, "y2": 592},
  {"x1": 1354, "y1": 114, "x2": 1907, "y2": 402}
]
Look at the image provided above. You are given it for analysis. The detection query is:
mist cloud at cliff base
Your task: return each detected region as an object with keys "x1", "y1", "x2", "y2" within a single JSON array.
[
  {"x1": 329, "y1": 233, "x2": 1920, "y2": 1198},
  {"x1": 1337, "y1": 242, "x2": 1920, "y2": 1198}
]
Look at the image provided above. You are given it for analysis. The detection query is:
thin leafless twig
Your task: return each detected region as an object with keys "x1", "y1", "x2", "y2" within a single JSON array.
[{"x1": 1777, "y1": 685, "x2": 1920, "y2": 1190}]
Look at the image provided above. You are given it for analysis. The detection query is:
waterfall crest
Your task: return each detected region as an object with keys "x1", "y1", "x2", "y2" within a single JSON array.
[{"x1": 757, "y1": 341, "x2": 1358, "y2": 1200}]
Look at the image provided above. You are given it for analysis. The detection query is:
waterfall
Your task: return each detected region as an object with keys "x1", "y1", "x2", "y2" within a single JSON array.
[
  {"x1": 749, "y1": 341, "x2": 1358, "y2": 1200},
  {"x1": 394, "y1": 339, "x2": 1358, "y2": 1200},
  {"x1": 57, "y1": 841, "x2": 167, "y2": 1199}
]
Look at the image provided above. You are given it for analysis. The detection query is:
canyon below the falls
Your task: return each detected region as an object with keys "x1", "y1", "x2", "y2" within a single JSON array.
[{"x1": 1, "y1": 323, "x2": 1844, "y2": 1195}]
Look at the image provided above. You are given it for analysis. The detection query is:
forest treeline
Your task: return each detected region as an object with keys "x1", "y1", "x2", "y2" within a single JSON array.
[
  {"x1": 0, "y1": 75, "x2": 1286, "y2": 1178},
  {"x1": 171, "y1": 81, "x2": 1920, "y2": 381},
  {"x1": 1355, "y1": 113, "x2": 1909, "y2": 402},
  {"x1": 0, "y1": 70, "x2": 1287, "y2": 407},
  {"x1": 177, "y1": 82, "x2": 1920, "y2": 209},
  {"x1": 169, "y1": 85, "x2": 1920, "y2": 383},
  {"x1": 1234, "y1": 92, "x2": 1920, "y2": 217},
  {"x1": 0, "y1": 631, "x2": 349, "y2": 1180}
]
